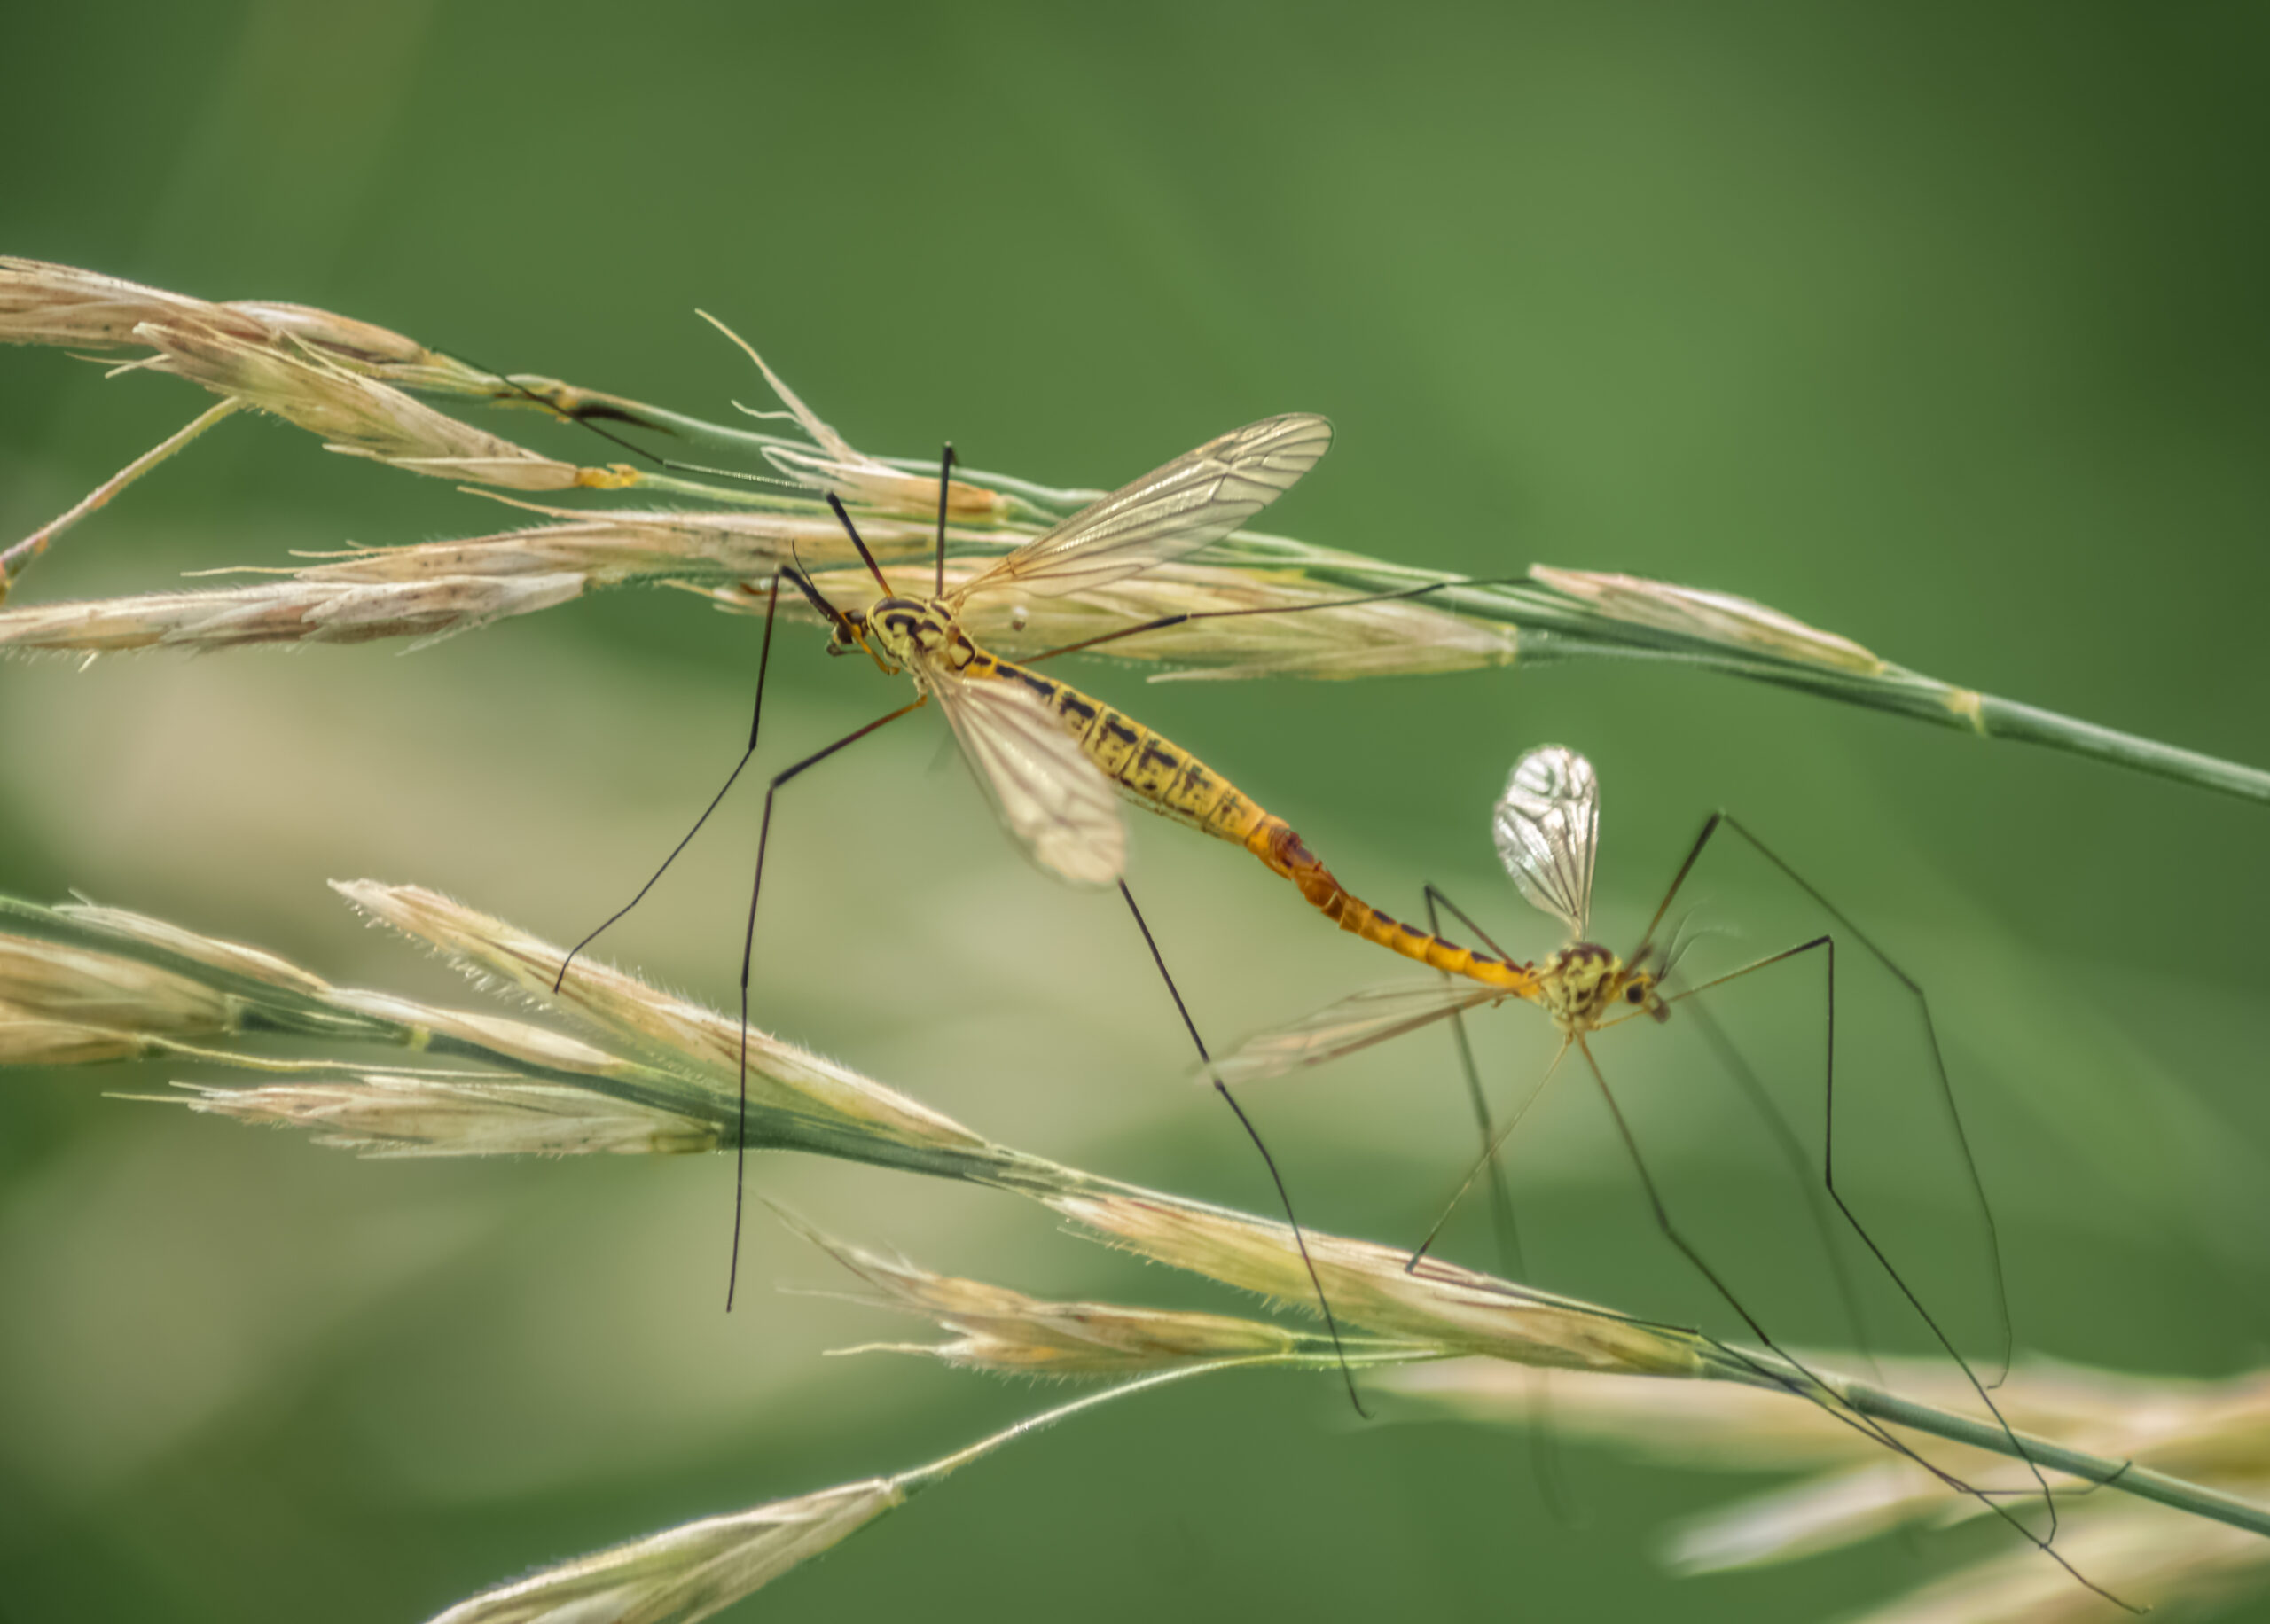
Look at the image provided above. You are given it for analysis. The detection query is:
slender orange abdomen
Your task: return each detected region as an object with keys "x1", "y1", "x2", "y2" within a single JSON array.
[
  {"x1": 983, "y1": 655, "x2": 1539, "y2": 995},
  {"x1": 1241, "y1": 817, "x2": 1538, "y2": 994}
]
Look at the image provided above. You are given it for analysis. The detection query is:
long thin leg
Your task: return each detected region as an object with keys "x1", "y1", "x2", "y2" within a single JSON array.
[
  {"x1": 554, "y1": 572, "x2": 786, "y2": 994},
  {"x1": 1677, "y1": 982, "x2": 1877, "y2": 1373},
  {"x1": 725, "y1": 693, "x2": 930, "y2": 1309},
  {"x1": 1425, "y1": 883, "x2": 1579, "y2": 1520},
  {"x1": 1421, "y1": 882, "x2": 1516, "y2": 964},
  {"x1": 1662, "y1": 933, "x2": 2056, "y2": 1540},
  {"x1": 1408, "y1": 1042, "x2": 1572, "y2": 1268},
  {"x1": 1707, "y1": 813, "x2": 2011, "y2": 1383},
  {"x1": 1571, "y1": 1035, "x2": 2118, "y2": 1597},
  {"x1": 1421, "y1": 886, "x2": 1525, "y2": 1277},
  {"x1": 1115, "y1": 879, "x2": 1371, "y2": 1421},
  {"x1": 1353, "y1": 961, "x2": 2114, "y2": 1589}
]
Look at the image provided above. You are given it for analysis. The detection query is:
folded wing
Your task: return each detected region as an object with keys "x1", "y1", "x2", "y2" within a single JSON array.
[
  {"x1": 957, "y1": 414, "x2": 1332, "y2": 603},
  {"x1": 1211, "y1": 981, "x2": 1508, "y2": 1085},
  {"x1": 931, "y1": 665, "x2": 1125, "y2": 886},
  {"x1": 1493, "y1": 745, "x2": 1600, "y2": 939}
]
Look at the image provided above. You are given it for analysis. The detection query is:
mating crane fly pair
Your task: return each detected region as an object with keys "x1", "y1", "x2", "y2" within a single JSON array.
[{"x1": 552, "y1": 380, "x2": 2028, "y2": 1509}]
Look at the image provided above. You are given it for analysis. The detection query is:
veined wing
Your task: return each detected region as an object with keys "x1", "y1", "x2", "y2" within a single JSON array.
[
  {"x1": 928, "y1": 659, "x2": 1126, "y2": 886},
  {"x1": 1211, "y1": 982, "x2": 1507, "y2": 1085},
  {"x1": 955, "y1": 414, "x2": 1332, "y2": 604},
  {"x1": 1493, "y1": 746, "x2": 1600, "y2": 939}
]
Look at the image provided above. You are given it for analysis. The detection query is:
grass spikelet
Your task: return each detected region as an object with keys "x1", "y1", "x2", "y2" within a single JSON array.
[
  {"x1": 0, "y1": 933, "x2": 240, "y2": 1038},
  {"x1": 52, "y1": 901, "x2": 336, "y2": 996},
  {"x1": 0, "y1": 1002, "x2": 168, "y2": 1064},
  {"x1": 127, "y1": 318, "x2": 588, "y2": 489},
  {"x1": 0, "y1": 257, "x2": 497, "y2": 394},
  {"x1": 693, "y1": 309, "x2": 1008, "y2": 523},
  {"x1": 1049, "y1": 1190, "x2": 1718, "y2": 1379},
  {"x1": 175, "y1": 1074, "x2": 717, "y2": 1159},
  {"x1": 329, "y1": 879, "x2": 1010, "y2": 1169},
  {"x1": 0, "y1": 574, "x2": 589, "y2": 654},
  {"x1": 0, "y1": 255, "x2": 222, "y2": 347},
  {"x1": 778, "y1": 1205, "x2": 1405, "y2": 1376},
  {"x1": 1527, "y1": 565, "x2": 1888, "y2": 674},
  {"x1": 423, "y1": 1475, "x2": 910, "y2": 1624},
  {"x1": 423, "y1": 1356, "x2": 1255, "y2": 1624}
]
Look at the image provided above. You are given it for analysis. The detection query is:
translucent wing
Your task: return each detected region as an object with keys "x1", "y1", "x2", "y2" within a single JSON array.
[
  {"x1": 928, "y1": 660, "x2": 1126, "y2": 886},
  {"x1": 956, "y1": 414, "x2": 1332, "y2": 604},
  {"x1": 1211, "y1": 982, "x2": 1507, "y2": 1086},
  {"x1": 1493, "y1": 746, "x2": 1600, "y2": 938}
]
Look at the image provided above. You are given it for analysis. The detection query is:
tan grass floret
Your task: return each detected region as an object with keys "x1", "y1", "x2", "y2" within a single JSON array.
[
  {"x1": 177, "y1": 1074, "x2": 716, "y2": 1159},
  {"x1": 331, "y1": 879, "x2": 998, "y2": 1163},
  {"x1": 781, "y1": 1206, "x2": 1386, "y2": 1376},
  {"x1": 1052, "y1": 1191, "x2": 1710, "y2": 1379},
  {"x1": 125, "y1": 319, "x2": 591, "y2": 490},
  {"x1": 1529, "y1": 564, "x2": 1887, "y2": 675},
  {"x1": 0, "y1": 934, "x2": 239, "y2": 1041},
  {"x1": 424, "y1": 1476, "x2": 906, "y2": 1624}
]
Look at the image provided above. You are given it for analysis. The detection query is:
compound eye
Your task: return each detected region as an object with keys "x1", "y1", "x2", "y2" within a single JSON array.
[{"x1": 1624, "y1": 983, "x2": 1647, "y2": 1003}]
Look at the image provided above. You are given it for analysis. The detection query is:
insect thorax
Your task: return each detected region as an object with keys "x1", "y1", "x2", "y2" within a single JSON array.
[
  {"x1": 1538, "y1": 941, "x2": 1625, "y2": 1028},
  {"x1": 861, "y1": 597, "x2": 975, "y2": 671}
]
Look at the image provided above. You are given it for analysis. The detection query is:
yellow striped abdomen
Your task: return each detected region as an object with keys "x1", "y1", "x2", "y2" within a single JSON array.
[{"x1": 980, "y1": 654, "x2": 1539, "y2": 996}]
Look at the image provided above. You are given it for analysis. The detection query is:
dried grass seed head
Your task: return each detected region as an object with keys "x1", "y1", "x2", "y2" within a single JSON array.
[
  {"x1": 694, "y1": 310, "x2": 1006, "y2": 523},
  {"x1": 0, "y1": 933, "x2": 239, "y2": 1038},
  {"x1": 56, "y1": 901, "x2": 336, "y2": 997},
  {"x1": 1053, "y1": 1191, "x2": 1712, "y2": 1378},
  {"x1": 177, "y1": 1074, "x2": 717, "y2": 1159},
  {"x1": 129, "y1": 319, "x2": 586, "y2": 489},
  {"x1": 1531, "y1": 565, "x2": 1887, "y2": 675},
  {"x1": 780, "y1": 1206, "x2": 1334, "y2": 1377},
  {"x1": 0, "y1": 256, "x2": 219, "y2": 348},
  {"x1": 424, "y1": 1477, "x2": 904, "y2": 1624},
  {"x1": 0, "y1": 1001, "x2": 160, "y2": 1065},
  {"x1": 0, "y1": 574, "x2": 588, "y2": 654},
  {"x1": 332, "y1": 881, "x2": 996, "y2": 1160}
]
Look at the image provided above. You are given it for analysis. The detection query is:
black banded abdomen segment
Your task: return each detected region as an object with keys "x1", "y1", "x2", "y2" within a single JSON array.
[{"x1": 983, "y1": 660, "x2": 1265, "y2": 845}]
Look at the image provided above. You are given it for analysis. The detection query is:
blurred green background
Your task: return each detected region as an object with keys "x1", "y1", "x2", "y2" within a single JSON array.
[{"x1": 4, "y1": 3, "x2": 2266, "y2": 1619}]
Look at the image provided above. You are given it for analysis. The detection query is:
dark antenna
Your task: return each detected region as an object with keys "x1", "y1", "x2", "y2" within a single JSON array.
[
  {"x1": 824, "y1": 492, "x2": 895, "y2": 597},
  {"x1": 935, "y1": 442, "x2": 955, "y2": 598},
  {"x1": 779, "y1": 552, "x2": 857, "y2": 640}
]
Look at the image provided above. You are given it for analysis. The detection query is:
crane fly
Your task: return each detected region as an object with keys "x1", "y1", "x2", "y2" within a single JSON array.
[
  {"x1": 1213, "y1": 744, "x2": 2063, "y2": 1543},
  {"x1": 554, "y1": 402, "x2": 1513, "y2": 1410},
  {"x1": 796, "y1": 414, "x2": 1541, "y2": 1000}
]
